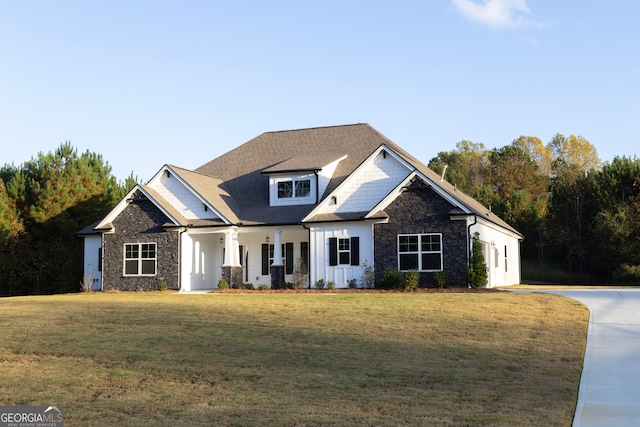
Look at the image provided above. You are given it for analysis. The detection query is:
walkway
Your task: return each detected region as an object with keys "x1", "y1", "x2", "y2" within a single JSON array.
[{"x1": 538, "y1": 289, "x2": 640, "y2": 427}]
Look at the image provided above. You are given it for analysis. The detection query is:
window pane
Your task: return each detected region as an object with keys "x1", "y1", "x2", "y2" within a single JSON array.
[
  {"x1": 421, "y1": 235, "x2": 441, "y2": 252},
  {"x1": 338, "y1": 238, "x2": 350, "y2": 251},
  {"x1": 277, "y1": 181, "x2": 293, "y2": 198},
  {"x1": 141, "y1": 244, "x2": 155, "y2": 259},
  {"x1": 399, "y1": 235, "x2": 418, "y2": 252},
  {"x1": 400, "y1": 254, "x2": 419, "y2": 271},
  {"x1": 339, "y1": 252, "x2": 350, "y2": 265},
  {"x1": 422, "y1": 253, "x2": 442, "y2": 270},
  {"x1": 125, "y1": 244, "x2": 138, "y2": 259},
  {"x1": 295, "y1": 180, "x2": 311, "y2": 197},
  {"x1": 125, "y1": 259, "x2": 138, "y2": 275},
  {"x1": 141, "y1": 259, "x2": 156, "y2": 275}
]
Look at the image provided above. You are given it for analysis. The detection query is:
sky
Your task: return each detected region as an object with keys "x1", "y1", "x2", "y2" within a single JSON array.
[{"x1": 1, "y1": 0, "x2": 639, "y2": 182}]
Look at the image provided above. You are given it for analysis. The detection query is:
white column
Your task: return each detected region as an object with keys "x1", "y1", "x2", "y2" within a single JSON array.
[
  {"x1": 272, "y1": 230, "x2": 283, "y2": 266},
  {"x1": 223, "y1": 229, "x2": 241, "y2": 266}
]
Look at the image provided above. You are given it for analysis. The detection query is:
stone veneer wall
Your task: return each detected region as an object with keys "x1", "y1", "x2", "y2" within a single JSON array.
[
  {"x1": 374, "y1": 184, "x2": 469, "y2": 287},
  {"x1": 102, "y1": 199, "x2": 180, "y2": 291}
]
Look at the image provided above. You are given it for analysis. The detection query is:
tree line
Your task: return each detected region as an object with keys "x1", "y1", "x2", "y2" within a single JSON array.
[
  {"x1": 1, "y1": 135, "x2": 638, "y2": 295},
  {"x1": 0, "y1": 142, "x2": 136, "y2": 295},
  {"x1": 428, "y1": 134, "x2": 640, "y2": 284}
]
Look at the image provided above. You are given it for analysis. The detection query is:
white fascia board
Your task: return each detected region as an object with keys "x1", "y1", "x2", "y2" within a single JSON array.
[
  {"x1": 145, "y1": 164, "x2": 171, "y2": 186},
  {"x1": 302, "y1": 145, "x2": 413, "y2": 222},
  {"x1": 473, "y1": 216, "x2": 524, "y2": 241},
  {"x1": 152, "y1": 165, "x2": 231, "y2": 225},
  {"x1": 95, "y1": 186, "x2": 141, "y2": 229},
  {"x1": 95, "y1": 184, "x2": 182, "y2": 230},
  {"x1": 366, "y1": 170, "x2": 473, "y2": 218}
]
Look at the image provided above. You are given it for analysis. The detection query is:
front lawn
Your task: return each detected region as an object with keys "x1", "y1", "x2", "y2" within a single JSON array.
[{"x1": 0, "y1": 291, "x2": 588, "y2": 426}]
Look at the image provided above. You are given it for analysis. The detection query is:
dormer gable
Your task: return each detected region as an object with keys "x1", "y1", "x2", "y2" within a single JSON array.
[
  {"x1": 303, "y1": 145, "x2": 413, "y2": 221},
  {"x1": 262, "y1": 154, "x2": 348, "y2": 207}
]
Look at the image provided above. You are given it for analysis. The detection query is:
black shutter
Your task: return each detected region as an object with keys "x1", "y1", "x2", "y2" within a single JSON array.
[
  {"x1": 285, "y1": 242, "x2": 294, "y2": 274},
  {"x1": 301, "y1": 242, "x2": 309, "y2": 272},
  {"x1": 350, "y1": 237, "x2": 360, "y2": 266},
  {"x1": 261, "y1": 244, "x2": 269, "y2": 275},
  {"x1": 329, "y1": 237, "x2": 338, "y2": 266}
]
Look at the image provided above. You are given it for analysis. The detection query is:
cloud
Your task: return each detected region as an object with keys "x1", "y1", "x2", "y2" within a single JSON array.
[{"x1": 451, "y1": 0, "x2": 542, "y2": 29}]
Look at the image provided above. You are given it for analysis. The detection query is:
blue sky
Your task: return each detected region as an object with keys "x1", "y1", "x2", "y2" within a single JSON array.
[{"x1": 1, "y1": 1, "x2": 638, "y2": 182}]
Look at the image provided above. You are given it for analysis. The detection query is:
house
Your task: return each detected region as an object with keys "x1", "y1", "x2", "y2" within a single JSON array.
[{"x1": 79, "y1": 124, "x2": 523, "y2": 291}]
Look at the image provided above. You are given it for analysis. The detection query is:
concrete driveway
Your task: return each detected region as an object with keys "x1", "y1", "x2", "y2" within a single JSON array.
[{"x1": 536, "y1": 289, "x2": 640, "y2": 427}]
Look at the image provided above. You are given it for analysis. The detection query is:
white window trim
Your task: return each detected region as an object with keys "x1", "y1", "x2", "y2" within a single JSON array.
[
  {"x1": 123, "y1": 243, "x2": 157, "y2": 276},
  {"x1": 269, "y1": 173, "x2": 316, "y2": 206},
  {"x1": 277, "y1": 178, "x2": 311, "y2": 199},
  {"x1": 338, "y1": 237, "x2": 351, "y2": 265},
  {"x1": 397, "y1": 233, "x2": 443, "y2": 272}
]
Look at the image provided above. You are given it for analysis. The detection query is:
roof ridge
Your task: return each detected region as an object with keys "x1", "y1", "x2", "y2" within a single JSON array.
[{"x1": 262, "y1": 123, "x2": 369, "y2": 135}]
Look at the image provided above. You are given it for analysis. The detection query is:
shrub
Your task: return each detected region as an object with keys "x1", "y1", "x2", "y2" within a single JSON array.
[
  {"x1": 292, "y1": 257, "x2": 309, "y2": 289},
  {"x1": 468, "y1": 233, "x2": 488, "y2": 288},
  {"x1": 157, "y1": 281, "x2": 169, "y2": 292},
  {"x1": 217, "y1": 278, "x2": 229, "y2": 290},
  {"x1": 81, "y1": 274, "x2": 95, "y2": 292},
  {"x1": 382, "y1": 267, "x2": 406, "y2": 290},
  {"x1": 348, "y1": 278, "x2": 358, "y2": 289},
  {"x1": 315, "y1": 279, "x2": 325, "y2": 290},
  {"x1": 241, "y1": 282, "x2": 255, "y2": 290},
  {"x1": 281, "y1": 282, "x2": 295, "y2": 290},
  {"x1": 433, "y1": 271, "x2": 447, "y2": 288},
  {"x1": 360, "y1": 260, "x2": 375, "y2": 289},
  {"x1": 257, "y1": 285, "x2": 270, "y2": 291},
  {"x1": 327, "y1": 281, "x2": 335, "y2": 290},
  {"x1": 404, "y1": 270, "x2": 420, "y2": 292}
]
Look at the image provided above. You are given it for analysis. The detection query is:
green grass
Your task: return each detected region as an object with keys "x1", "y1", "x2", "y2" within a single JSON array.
[{"x1": 0, "y1": 291, "x2": 588, "y2": 426}]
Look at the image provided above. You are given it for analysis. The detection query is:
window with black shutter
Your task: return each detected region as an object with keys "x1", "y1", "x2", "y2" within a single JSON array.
[{"x1": 329, "y1": 236, "x2": 360, "y2": 266}]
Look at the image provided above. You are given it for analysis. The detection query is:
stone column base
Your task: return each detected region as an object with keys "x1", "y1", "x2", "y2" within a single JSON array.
[
  {"x1": 222, "y1": 266, "x2": 244, "y2": 289},
  {"x1": 270, "y1": 265, "x2": 285, "y2": 290}
]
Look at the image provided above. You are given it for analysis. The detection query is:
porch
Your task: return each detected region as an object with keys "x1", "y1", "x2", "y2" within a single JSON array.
[{"x1": 179, "y1": 226, "x2": 310, "y2": 292}]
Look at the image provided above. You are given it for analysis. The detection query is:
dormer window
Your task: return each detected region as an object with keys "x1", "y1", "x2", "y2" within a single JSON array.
[
  {"x1": 269, "y1": 174, "x2": 316, "y2": 206},
  {"x1": 277, "y1": 178, "x2": 311, "y2": 199}
]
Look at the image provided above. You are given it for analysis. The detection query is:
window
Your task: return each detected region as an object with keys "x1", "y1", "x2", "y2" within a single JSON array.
[
  {"x1": 329, "y1": 237, "x2": 360, "y2": 266},
  {"x1": 295, "y1": 180, "x2": 310, "y2": 197},
  {"x1": 261, "y1": 243, "x2": 294, "y2": 275},
  {"x1": 398, "y1": 234, "x2": 442, "y2": 271},
  {"x1": 277, "y1": 181, "x2": 293, "y2": 198},
  {"x1": 338, "y1": 238, "x2": 350, "y2": 264},
  {"x1": 504, "y1": 245, "x2": 508, "y2": 272},
  {"x1": 277, "y1": 179, "x2": 311, "y2": 199},
  {"x1": 124, "y1": 243, "x2": 156, "y2": 276}
]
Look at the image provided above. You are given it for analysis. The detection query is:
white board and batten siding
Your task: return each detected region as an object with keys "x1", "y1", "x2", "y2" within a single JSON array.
[
  {"x1": 309, "y1": 223, "x2": 374, "y2": 288},
  {"x1": 470, "y1": 219, "x2": 521, "y2": 287},
  {"x1": 82, "y1": 235, "x2": 102, "y2": 291}
]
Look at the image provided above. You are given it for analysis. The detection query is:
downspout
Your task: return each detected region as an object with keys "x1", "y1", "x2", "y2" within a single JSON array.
[
  {"x1": 177, "y1": 227, "x2": 187, "y2": 292},
  {"x1": 467, "y1": 214, "x2": 477, "y2": 287},
  {"x1": 100, "y1": 231, "x2": 105, "y2": 291}
]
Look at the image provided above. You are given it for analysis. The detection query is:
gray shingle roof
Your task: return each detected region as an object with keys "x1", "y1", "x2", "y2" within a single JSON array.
[
  {"x1": 180, "y1": 123, "x2": 521, "y2": 236},
  {"x1": 194, "y1": 123, "x2": 392, "y2": 224}
]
